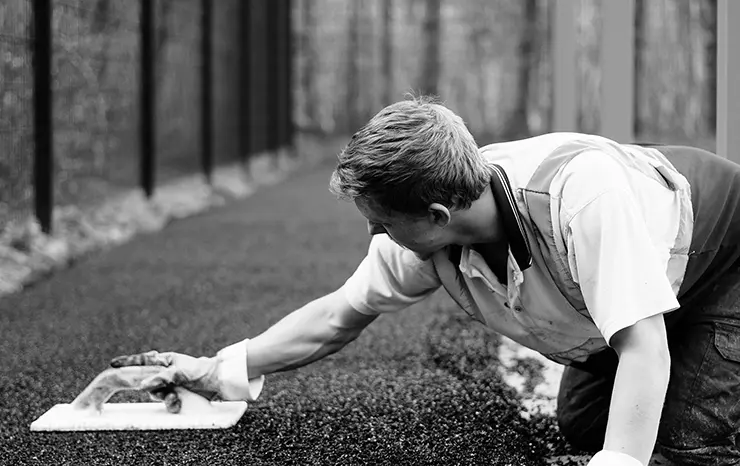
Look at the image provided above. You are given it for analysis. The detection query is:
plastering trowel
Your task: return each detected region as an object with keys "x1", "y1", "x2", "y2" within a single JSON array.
[{"x1": 30, "y1": 366, "x2": 248, "y2": 431}]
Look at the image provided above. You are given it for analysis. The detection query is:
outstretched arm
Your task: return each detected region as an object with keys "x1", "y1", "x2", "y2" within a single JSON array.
[
  {"x1": 110, "y1": 234, "x2": 436, "y2": 408},
  {"x1": 245, "y1": 233, "x2": 440, "y2": 378},
  {"x1": 108, "y1": 287, "x2": 378, "y2": 407},
  {"x1": 246, "y1": 288, "x2": 378, "y2": 378}
]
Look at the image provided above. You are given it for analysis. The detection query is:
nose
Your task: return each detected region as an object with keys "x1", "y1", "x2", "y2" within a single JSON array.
[{"x1": 367, "y1": 221, "x2": 386, "y2": 236}]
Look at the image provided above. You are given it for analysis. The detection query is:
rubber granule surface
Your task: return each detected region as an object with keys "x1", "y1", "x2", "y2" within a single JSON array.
[{"x1": 0, "y1": 161, "x2": 570, "y2": 465}]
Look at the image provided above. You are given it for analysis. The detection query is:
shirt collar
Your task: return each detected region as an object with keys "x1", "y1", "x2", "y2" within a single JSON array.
[
  {"x1": 447, "y1": 164, "x2": 532, "y2": 272},
  {"x1": 487, "y1": 164, "x2": 532, "y2": 271}
]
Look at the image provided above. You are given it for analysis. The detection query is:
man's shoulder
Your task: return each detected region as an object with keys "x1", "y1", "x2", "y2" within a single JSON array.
[
  {"x1": 550, "y1": 149, "x2": 635, "y2": 219},
  {"x1": 479, "y1": 133, "x2": 597, "y2": 188},
  {"x1": 478, "y1": 132, "x2": 591, "y2": 159}
]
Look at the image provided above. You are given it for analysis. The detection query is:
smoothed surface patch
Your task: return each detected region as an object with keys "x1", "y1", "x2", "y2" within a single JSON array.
[{"x1": 3, "y1": 161, "x2": 576, "y2": 465}]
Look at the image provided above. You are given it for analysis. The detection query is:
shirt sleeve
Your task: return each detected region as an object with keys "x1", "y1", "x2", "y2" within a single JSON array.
[
  {"x1": 342, "y1": 234, "x2": 442, "y2": 315},
  {"x1": 563, "y1": 157, "x2": 680, "y2": 345}
]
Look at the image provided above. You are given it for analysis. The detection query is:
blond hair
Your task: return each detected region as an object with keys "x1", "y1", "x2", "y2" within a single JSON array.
[{"x1": 329, "y1": 95, "x2": 490, "y2": 216}]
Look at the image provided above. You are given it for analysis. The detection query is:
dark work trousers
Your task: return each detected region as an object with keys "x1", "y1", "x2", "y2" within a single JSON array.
[{"x1": 556, "y1": 146, "x2": 740, "y2": 466}]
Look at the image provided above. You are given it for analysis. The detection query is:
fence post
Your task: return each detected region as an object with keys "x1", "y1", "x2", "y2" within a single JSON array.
[
  {"x1": 552, "y1": 0, "x2": 577, "y2": 132},
  {"x1": 600, "y1": 0, "x2": 635, "y2": 143},
  {"x1": 717, "y1": 0, "x2": 739, "y2": 162},
  {"x1": 275, "y1": 0, "x2": 291, "y2": 152},
  {"x1": 33, "y1": 0, "x2": 53, "y2": 234},
  {"x1": 267, "y1": 0, "x2": 280, "y2": 156},
  {"x1": 284, "y1": 0, "x2": 294, "y2": 153},
  {"x1": 140, "y1": 0, "x2": 155, "y2": 197},
  {"x1": 201, "y1": 0, "x2": 213, "y2": 182},
  {"x1": 239, "y1": 1, "x2": 252, "y2": 163}
]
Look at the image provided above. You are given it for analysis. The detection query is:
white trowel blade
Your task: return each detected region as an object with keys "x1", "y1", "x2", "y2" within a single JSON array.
[{"x1": 30, "y1": 399, "x2": 248, "y2": 431}]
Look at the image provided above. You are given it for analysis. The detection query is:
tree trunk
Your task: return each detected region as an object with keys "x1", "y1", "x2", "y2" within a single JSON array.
[
  {"x1": 357, "y1": 0, "x2": 376, "y2": 121},
  {"x1": 676, "y1": 0, "x2": 695, "y2": 134},
  {"x1": 420, "y1": 0, "x2": 441, "y2": 96},
  {"x1": 300, "y1": 0, "x2": 318, "y2": 131},
  {"x1": 634, "y1": 0, "x2": 645, "y2": 137},
  {"x1": 381, "y1": 0, "x2": 394, "y2": 106},
  {"x1": 542, "y1": 0, "x2": 554, "y2": 132},
  {"x1": 504, "y1": 0, "x2": 537, "y2": 138},
  {"x1": 701, "y1": 0, "x2": 717, "y2": 134},
  {"x1": 470, "y1": 29, "x2": 488, "y2": 132},
  {"x1": 345, "y1": 0, "x2": 361, "y2": 131}
]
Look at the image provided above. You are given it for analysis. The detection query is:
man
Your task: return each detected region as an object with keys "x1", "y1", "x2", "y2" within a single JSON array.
[{"x1": 112, "y1": 96, "x2": 740, "y2": 465}]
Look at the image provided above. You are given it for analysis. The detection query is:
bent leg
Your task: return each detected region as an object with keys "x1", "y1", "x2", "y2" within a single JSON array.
[
  {"x1": 658, "y1": 320, "x2": 740, "y2": 465},
  {"x1": 658, "y1": 263, "x2": 740, "y2": 465},
  {"x1": 556, "y1": 349, "x2": 618, "y2": 452}
]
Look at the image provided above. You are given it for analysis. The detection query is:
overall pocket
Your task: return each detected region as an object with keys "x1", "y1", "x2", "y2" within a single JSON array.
[{"x1": 663, "y1": 321, "x2": 740, "y2": 450}]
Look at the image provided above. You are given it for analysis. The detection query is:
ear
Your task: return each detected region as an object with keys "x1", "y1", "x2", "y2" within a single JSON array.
[{"x1": 427, "y1": 203, "x2": 451, "y2": 227}]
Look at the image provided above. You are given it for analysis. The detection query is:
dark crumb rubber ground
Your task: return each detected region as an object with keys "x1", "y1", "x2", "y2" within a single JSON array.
[{"x1": 0, "y1": 160, "x2": 574, "y2": 465}]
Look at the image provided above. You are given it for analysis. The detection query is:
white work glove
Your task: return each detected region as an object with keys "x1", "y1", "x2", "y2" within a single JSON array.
[
  {"x1": 110, "y1": 339, "x2": 264, "y2": 412},
  {"x1": 588, "y1": 450, "x2": 644, "y2": 466}
]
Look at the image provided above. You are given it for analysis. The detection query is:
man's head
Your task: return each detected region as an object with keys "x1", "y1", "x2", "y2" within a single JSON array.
[{"x1": 329, "y1": 96, "x2": 492, "y2": 259}]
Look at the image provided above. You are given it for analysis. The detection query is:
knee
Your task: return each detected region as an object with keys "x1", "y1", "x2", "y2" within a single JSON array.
[
  {"x1": 656, "y1": 321, "x2": 740, "y2": 464},
  {"x1": 556, "y1": 396, "x2": 607, "y2": 453},
  {"x1": 556, "y1": 366, "x2": 611, "y2": 453}
]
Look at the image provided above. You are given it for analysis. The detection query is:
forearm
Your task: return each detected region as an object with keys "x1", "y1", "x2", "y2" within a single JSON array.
[
  {"x1": 603, "y1": 350, "x2": 670, "y2": 464},
  {"x1": 246, "y1": 291, "x2": 371, "y2": 378}
]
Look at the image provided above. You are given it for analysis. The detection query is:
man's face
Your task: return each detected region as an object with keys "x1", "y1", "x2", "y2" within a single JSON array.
[{"x1": 355, "y1": 197, "x2": 449, "y2": 260}]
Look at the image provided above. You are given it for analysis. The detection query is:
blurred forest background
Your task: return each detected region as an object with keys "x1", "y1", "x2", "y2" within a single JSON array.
[
  {"x1": 292, "y1": 0, "x2": 717, "y2": 141},
  {"x1": 0, "y1": 0, "x2": 720, "y2": 228}
]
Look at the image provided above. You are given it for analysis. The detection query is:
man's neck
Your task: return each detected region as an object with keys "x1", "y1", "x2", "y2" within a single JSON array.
[{"x1": 449, "y1": 185, "x2": 507, "y2": 246}]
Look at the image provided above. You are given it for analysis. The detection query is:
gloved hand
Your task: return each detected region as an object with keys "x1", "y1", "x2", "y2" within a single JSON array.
[
  {"x1": 110, "y1": 339, "x2": 264, "y2": 413},
  {"x1": 110, "y1": 350, "x2": 221, "y2": 412},
  {"x1": 587, "y1": 450, "x2": 644, "y2": 466}
]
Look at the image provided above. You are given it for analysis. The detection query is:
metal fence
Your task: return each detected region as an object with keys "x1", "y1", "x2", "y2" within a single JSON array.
[{"x1": 0, "y1": 0, "x2": 294, "y2": 233}]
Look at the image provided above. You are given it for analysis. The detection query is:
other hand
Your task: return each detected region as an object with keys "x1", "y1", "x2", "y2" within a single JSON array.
[{"x1": 588, "y1": 450, "x2": 644, "y2": 466}]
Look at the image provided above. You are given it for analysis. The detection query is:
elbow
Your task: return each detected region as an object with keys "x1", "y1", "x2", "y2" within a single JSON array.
[
  {"x1": 326, "y1": 312, "x2": 364, "y2": 346},
  {"x1": 321, "y1": 297, "x2": 369, "y2": 348},
  {"x1": 323, "y1": 289, "x2": 376, "y2": 346}
]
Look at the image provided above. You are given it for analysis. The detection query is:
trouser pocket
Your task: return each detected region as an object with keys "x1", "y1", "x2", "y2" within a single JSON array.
[{"x1": 659, "y1": 321, "x2": 740, "y2": 465}]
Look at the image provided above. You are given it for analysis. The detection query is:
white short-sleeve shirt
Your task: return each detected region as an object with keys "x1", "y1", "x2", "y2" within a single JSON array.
[{"x1": 342, "y1": 133, "x2": 684, "y2": 347}]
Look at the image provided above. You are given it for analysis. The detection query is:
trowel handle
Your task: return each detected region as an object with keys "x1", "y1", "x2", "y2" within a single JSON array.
[
  {"x1": 70, "y1": 366, "x2": 192, "y2": 413},
  {"x1": 171, "y1": 386, "x2": 214, "y2": 414}
]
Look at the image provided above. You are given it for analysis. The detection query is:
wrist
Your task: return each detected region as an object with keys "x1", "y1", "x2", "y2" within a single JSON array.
[{"x1": 215, "y1": 339, "x2": 265, "y2": 401}]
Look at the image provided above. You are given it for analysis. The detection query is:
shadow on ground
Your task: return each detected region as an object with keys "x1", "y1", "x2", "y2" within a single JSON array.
[{"x1": 0, "y1": 160, "x2": 577, "y2": 465}]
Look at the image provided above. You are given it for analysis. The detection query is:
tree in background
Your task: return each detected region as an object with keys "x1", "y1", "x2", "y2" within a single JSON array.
[
  {"x1": 466, "y1": 0, "x2": 492, "y2": 133},
  {"x1": 634, "y1": 0, "x2": 645, "y2": 137},
  {"x1": 344, "y1": 0, "x2": 361, "y2": 132},
  {"x1": 420, "y1": 0, "x2": 441, "y2": 97},
  {"x1": 504, "y1": 0, "x2": 537, "y2": 138},
  {"x1": 701, "y1": 0, "x2": 717, "y2": 135},
  {"x1": 381, "y1": 0, "x2": 394, "y2": 106},
  {"x1": 291, "y1": 0, "x2": 718, "y2": 148},
  {"x1": 299, "y1": 0, "x2": 319, "y2": 132}
]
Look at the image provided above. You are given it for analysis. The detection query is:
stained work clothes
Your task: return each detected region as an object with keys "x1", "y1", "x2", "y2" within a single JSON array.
[
  {"x1": 343, "y1": 132, "x2": 691, "y2": 363},
  {"x1": 558, "y1": 144, "x2": 740, "y2": 465},
  {"x1": 343, "y1": 135, "x2": 740, "y2": 462}
]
